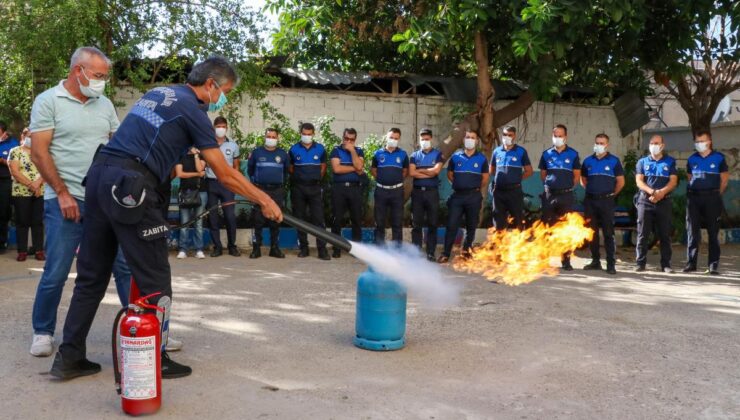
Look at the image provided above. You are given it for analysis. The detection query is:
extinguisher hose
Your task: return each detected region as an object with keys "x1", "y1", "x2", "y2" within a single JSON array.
[{"x1": 111, "y1": 306, "x2": 127, "y2": 395}]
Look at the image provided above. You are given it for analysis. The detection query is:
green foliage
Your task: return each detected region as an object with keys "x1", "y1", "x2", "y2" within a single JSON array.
[
  {"x1": 616, "y1": 148, "x2": 640, "y2": 210},
  {"x1": 450, "y1": 104, "x2": 475, "y2": 124}
]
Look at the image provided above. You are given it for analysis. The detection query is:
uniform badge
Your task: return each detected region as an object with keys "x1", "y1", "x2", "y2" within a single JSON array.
[
  {"x1": 474, "y1": 163, "x2": 479, "y2": 168},
  {"x1": 605, "y1": 166, "x2": 610, "y2": 171},
  {"x1": 226, "y1": 150, "x2": 232, "y2": 156},
  {"x1": 693, "y1": 165, "x2": 698, "y2": 169},
  {"x1": 313, "y1": 155, "x2": 318, "y2": 160},
  {"x1": 512, "y1": 157, "x2": 517, "y2": 162},
  {"x1": 710, "y1": 163, "x2": 716, "y2": 168},
  {"x1": 379, "y1": 155, "x2": 386, "y2": 163},
  {"x1": 259, "y1": 157, "x2": 266, "y2": 162},
  {"x1": 396, "y1": 157, "x2": 401, "y2": 163},
  {"x1": 497, "y1": 158, "x2": 502, "y2": 162},
  {"x1": 275, "y1": 156, "x2": 281, "y2": 163},
  {"x1": 565, "y1": 159, "x2": 570, "y2": 163},
  {"x1": 296, "y1": 155, "x2": 301, "y2": 161},
  {"x1": 457, "y1": 162, "x2": 462, "y2": 167}
]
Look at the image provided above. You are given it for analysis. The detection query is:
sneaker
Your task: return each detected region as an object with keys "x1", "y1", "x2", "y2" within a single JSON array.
[
  {"x1": 332, "y1": 248, "x2": 341, "y2": 258},
  {"x1": 269, "y1": 247, "x2": 285, "y2": 258},
  {"x1": 682, "y1": 265, "x2": 697, "y2": 273},
  {"x1": 606, "y1": 265, "x2": 617, "y2": 275},
  {"x1": 165, "y1": 337, "x2": 183, "y2": 352},
  {"x1": 318, "y1": 248, "x2": 331, "y2": 260},
  {"x1": 30, "y1": 334, "x2": 54, "y2": 357},
  {"x1": 583, "y1": 261, "x2": 603, "y2": 270},
  {"x1": 176, "y1": 251, "x2": 187, "y2": 259},
  {"x1": 161, "y1": 351, "x2": 192, "y2": 379},
  {"x1": 16, "y1": 252, "x2": 27, "y2": 262},
  {"x1": 297, "y1": 248, "x2": 309, "y2": 258},
  {"x1": 210, "y1": 248, "x2": 223, "y2": 257},
  {"x1": 228, "y1": 247, "x2": 241, "y2": 257},
  {"x1": 705, "y1": 268, "x2": 720, "y2": 275},
  {"x1": 49, "y1": 352, "x2": 101, "y2": 379},
  {"x1": 635, "y1": 265, "x2": 646, "y2": 272},
  {"x1": 35, "y1": 251, "x2": 46, "y2": 261},
  {"x1": 249, "y1": 247, "x2": 261, "y2": 259},
  {"x1": 661, "y1": 266, "x2": 674, "y2": 274},
  {"x1": 195, "y1": 251, "x2": 205, "y2": 259}
]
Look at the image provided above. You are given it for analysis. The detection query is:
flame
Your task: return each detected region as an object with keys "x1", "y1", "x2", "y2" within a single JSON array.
[{"x1": 452, "y1": 212, "x2": 594, "y2": 286}]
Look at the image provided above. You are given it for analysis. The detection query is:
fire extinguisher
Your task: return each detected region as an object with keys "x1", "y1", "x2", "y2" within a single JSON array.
[{"x1": 112, "y1": 289, "x2": 164, "y2": 416}]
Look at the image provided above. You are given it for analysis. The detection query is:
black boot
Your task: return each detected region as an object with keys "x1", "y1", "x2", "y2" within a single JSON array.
[
  {"x1": 161, "y1": 351, "x2": 192, "y2": 379},
  {"x1": 210, "y1": 247, "x2": 223, "y2": 257},
  {"x1": 297, "y1": 248, "x2": 309, "y2": 258},
  {"x1": 269, "y1": 246, "x2": 285, "y2": 258},
  {"x1": 49, "y1": 352, "x2": 101, "y2": 380},
  {"x1": 318, "y1": 248, "x2": 331, "y2": 260},
  {"x1": 249, "y1": 246, "x2": 261, "y2": 259},
  {"x1": 332, "y1": 248, "x2": 341, "y2": 258},
  {"x1": 583, "y1": 260, "x2": 603, "y2": 270}
]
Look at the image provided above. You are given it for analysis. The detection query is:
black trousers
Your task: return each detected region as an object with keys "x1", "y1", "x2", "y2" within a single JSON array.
[
  {"x1": 636, "y1": 197, "x2": 672, "y2": 268},
  {"x1": 443, "y1": 191, "x2": 482, "y2": 257},
  {"x1": 583, "y1": 196, "x2": 616, "y2": 266},
  {"x1": 492, "y1": 187, "x2": 524, "y2": 230},
  {"x1": 541, "y1": 191, "x2": 575, "y2": 265},
  {"x1": 331, "y1": 184, "x2": 363, "y2": 246},
  {"x1": 411, "y1": 188, "x2": 439, "y2": 255},
  {"x1": 252, "y1": 187, "x2": 286, "y2": 247},
  {"x1": 207, "y1": 179, "x2": 237, "y2": 250},
  {"x1": 374, "y1": 187, "x2": 403, "y2": 245},
  {"x1": 686, "y1": 192, "x2": 723, "y2": 270},
  {"x1": 0, "y1": 177, "x2": 11, "y2": 247},
  {"x1": 60, "y1": 158, "x2": 172, "y2": 361},
  {"x1": 13, "y1": 195, "x2": 44, "y2": 252},
  {"x1": 291, "y1": 183, "x2": 326, "y2": 249}
]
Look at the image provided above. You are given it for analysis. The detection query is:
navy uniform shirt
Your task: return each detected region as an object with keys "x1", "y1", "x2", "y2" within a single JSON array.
[
  {"x1": 448, "y1": 150, "x2": 489, "y2": 190},
  {"x1": 372, "y1": 148, "x2": 409, "y2": 186},
  {"x1": 330, "y1": 146, "x2": 365, "y2": 183},
  {"x1": 636, "y1": 154, "x2": 677, "y2": 190},
  {"x1": 538, "y1": 146, "x2": 581, "y2": 190},
  {"x1": 103, "y1": 85, "x2": 219, "y2": 182},
  {"x1": 582, "y1": 153, "x2": 624, "y2": 195},
  {"x1": 0, "y1": 137, "x2": 20, "y2": 178},
  {"x1": 491, "y1": 144, "x2": 531, "y2": 186},
  {"x1": 247, "y1": 146, "x2": 289, "y2": 185},
  {"x1": 288, "y1": 142, "x2": 326, "y2": 182},
  {"x1": 687, "y1": 151, "x2": 728, "y2": 191},
  {"x1": 410, "y1": 148, "x2": 443, "y2": 188}
]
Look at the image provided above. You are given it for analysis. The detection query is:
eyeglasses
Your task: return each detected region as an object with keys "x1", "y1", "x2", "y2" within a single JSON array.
[
  {"x1": 80, "y1": 66, "x2": 110, "y2": 81},
  {"x1": 343, "y1": 137, "x2": 357, "y2": 142}
]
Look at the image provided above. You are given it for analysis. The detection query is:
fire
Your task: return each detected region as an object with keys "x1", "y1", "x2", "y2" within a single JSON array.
[{"x1": 452, "y1": 212, "x2": 594, "y2": 286}]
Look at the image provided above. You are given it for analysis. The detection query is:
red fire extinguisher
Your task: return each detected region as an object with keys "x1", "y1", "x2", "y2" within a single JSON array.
[{"x1": 113, "y1": 288, "x2": 164, "y2": 416}]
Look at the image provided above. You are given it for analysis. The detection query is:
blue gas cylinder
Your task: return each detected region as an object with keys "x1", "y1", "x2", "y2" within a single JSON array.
[{"x1": 354, "y1": 267, "x2": 407, "y2": 351}]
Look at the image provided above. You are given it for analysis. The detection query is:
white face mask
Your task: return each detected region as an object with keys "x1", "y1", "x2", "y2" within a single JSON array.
[
  {"x1": 552, "y1": 136, "x2": 565, "y2": 148},
  {"x1": 23, "y1": 137, "x2": 31, "y2": 148},
  {"x1": 215, "y1": 127, "x2": 227, "y2": 138},
  {"x1": 386, "y1": 138, "x2": 398, "y2": 148},
  {"x1": 649, "y1": 144, "x2": 663, "y2": 156},
  {"x1": 419, "y1": 140, "x2": 431, "y2": 150},
  {"x1": 502, "y1": 136, "x2": 513, "y2": 147},
  {"x1": 694, "y1": 141, "x2": 709, "y2": 153},
  {"x1": 464, "y1": 137, "x2": 476, "y2": 150},
  {"x1": 78, "y1": 67, "x2": 106, "y2": 98},
  {"x1": 593, "y1": 144, "x2": 606, "y2": 155},
  {"x1": 265, "y1": 137, "x2": 278, "y2": 148},
  {"x1": 300, "y1": 135, "x2": 313, "y2": 144}
]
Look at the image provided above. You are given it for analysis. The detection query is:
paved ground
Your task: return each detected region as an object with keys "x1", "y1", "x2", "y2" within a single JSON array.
[{"x1": 1, "y1": 244, "x2": 739, "y2": 419}]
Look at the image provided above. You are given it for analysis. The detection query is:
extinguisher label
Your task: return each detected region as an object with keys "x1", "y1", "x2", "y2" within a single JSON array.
[{"x1": 121, "y1": 336, "x2": 157, "y2": 400}]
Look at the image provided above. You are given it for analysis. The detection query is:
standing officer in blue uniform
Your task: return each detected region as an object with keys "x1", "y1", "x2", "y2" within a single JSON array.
[
  {"x1": 683, "y1": 130, "x2": 729, "y2": 275},
  {"x1": 248, "y1": 128, "x2": 289, "y2": 259},
  {"x1": 490, "y1": 125, "x2": 533, "y2": 230},
  {"x1": 329, "y1": 128, "x2": 364, "y2": 258},
  {"x1": 206, "y1": 116, "x2": 241, "y2": 257},
  {"x1": 438, "y1": 130, "x2": 489, "y2": 263},
  {"x1": 50, "y1": 56, "x2": 282, "y2": 379},
  {"x1": 371, "y1": 128, "x2": 409, "y2": 245},
  {"x1": 580, "y1": 133, "x2": 625, "y2": 275},
  {"x1": 538, "y1": 124, "x2": 581, "y2": 270},
  {"x1": 409, "y1": 128, "x2": 443, "y2": 261},
  {"x1": 289, "y1": 122, "x2": 330, "y2": 260},
  {"x1": 635, "y1": 134, "x2": 678, "y2": 273}
]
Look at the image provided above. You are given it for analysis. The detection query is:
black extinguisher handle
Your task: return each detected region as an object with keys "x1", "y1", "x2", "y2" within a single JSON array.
[{"x1": 111, "y1": 306, "x2": 127, "y2": 395}]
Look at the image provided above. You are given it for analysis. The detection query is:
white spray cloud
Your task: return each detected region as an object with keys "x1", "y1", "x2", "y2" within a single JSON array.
[{"x1": 349, "y1": 242, "x2": 462, "y2": 308}]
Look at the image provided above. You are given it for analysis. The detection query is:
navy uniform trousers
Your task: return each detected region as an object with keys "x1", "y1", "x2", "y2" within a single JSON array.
[
  {"x1": 331, "y1": 183, "x2": 363, "y2": 245},
  {"x1": 207, "y1": 178, "x2": 237, "y2": 251},
  {"x1": 492, "y1": 185, "x2": 524, "y2": 230},
  {"x1": 374, "y1": 186, "x2": 404, "y2": 245},
  {"x1": 252, "y1": 186, "x2": 286, "y2": 247},
  {"x1": 411, "y1": 187, "x2": 439, "y2": 256},
  {"x1": 583, "y1": 195, "x2": 616, "y2": 266},
  {"x1": 291, "y1": 183, "x2": 327, "y2": 250},
  {"x1": 636, "y1": 194, "x2": 673, "y2": 268},
  {"x1": 59, "y1": 156, "x2": 172, "y2": 362},
  {"x1": 443, "y1": 190, "x2": 482, "y2": 256},
  {"x1": 541, "y1": 190, "x2": 575, "y2": 265},
  {"x1": 686, "y1": 191, "x2": 723, "y2": 270}
]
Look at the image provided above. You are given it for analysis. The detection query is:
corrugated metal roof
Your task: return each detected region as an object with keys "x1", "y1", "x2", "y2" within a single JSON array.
[{"x1": 280, "y1": 68, "x2": 371, "y2": 85}]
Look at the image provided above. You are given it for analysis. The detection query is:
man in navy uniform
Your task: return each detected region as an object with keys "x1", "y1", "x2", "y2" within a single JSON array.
[
  {"x1": 329, "y1": 128, "x2": 364, "y2": 258},
  {"x1": 580, "y1": 133, "x2": 625, "y2": 275},
  {"x1": 490, "y1": 125, "x2": 532, "y2": 230},
  {"x1": 438, "y1": 130, "x2": 489, "y2": 263},
  {"x1": 409, "y1": 128, "x2": 443, "y2": 261},
  {"x1": 683, "y1": 130, "x2": 729, "y2": 275},
  {"x1": 538, "y1": 124, "x2": 581, "y2": 270},
  {"x1": 371, "y1": 128, "x2": 409, "y2": 246},
  {"x1": 206, "y1": 116, "x2": 241, "y2": 257},
  {"x1": 248, "y1": 128, "x2": 289, "y2": 259},
  {"x1": 50, "y1": 56, "x2": 282, "y2": 379},
  {"x1": 289, "y1": 122, "x2": 330, "y2": 260},
  {"x1": 635, "y1": 134, "x2": 678, "y2": 273}
]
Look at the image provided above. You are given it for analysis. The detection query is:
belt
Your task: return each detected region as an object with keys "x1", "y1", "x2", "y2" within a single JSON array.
[
  {"x1": 256, "y1": 183, "x2": 283, "y2": 190},
  {"x1": 376, "y1": 183, "x2": 403, "y2": 190},
  {"x1": 494, "y1": 183, "x2": 521, "y2": 191},
  {"x1": 454, "y1": 188, "x2": 480, "y2": 194},
  {"x1": 293, "y1": 180, "x2": 321, "y2": 186},
  {"x1": 334, "y1": 182, "x2": 360, "y2": 187},
  {"x1": 95, "y1": 154, "x2": 157, "y2": 184},
  {"x1": 586, "y1": 192, "x2": 615, "y2": 199},
  {"x1": 545, "y1": 187, "x2": 574, "y2": 195},
  {"x1": 687, "y1": 189, "x2": 720, "y2": 195},
  {"x1": 413, "y1": 186, "x2": 438, "y2": 191}
]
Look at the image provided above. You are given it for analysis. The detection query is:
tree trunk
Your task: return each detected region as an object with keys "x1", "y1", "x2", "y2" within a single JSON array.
[{"x1": 474, "y1": 31, "x2": 496, "y2": 157}]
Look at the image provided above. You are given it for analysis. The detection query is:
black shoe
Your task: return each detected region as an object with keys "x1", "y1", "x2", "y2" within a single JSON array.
[
  {"x1": 606, "y1": 265, "x2": 617, "y2": 275},
  {"x1": 635, "y1": 265, "x2": 646, "y2": 272},
  {"x1": 269, "y1": 247, "x2": 285, "y2": 258},
  {"x1": 49, "y1": 352, "x2": 101, "y2": 380},
  {"x1": 318, "y1": 248, "x2": 331, "y2": 260},
  {"x1": 332, "y1": 249, "x2": 341, "y2": 258},
  {"x1": 426, "y1": 254, "x2": 436, "y2": 262},
  {"x1": 228, "y1": 247, "x2": 241, "y2": 257},
  {"x1": 210, "y1": 248, "x2": 223, "y2": 257},
  {"x1": 583, "y1": 261, "x2": 603, "y2": 270},
  {"x1": 249, "y1": 247, "x2": 261, "y2": 259},
  {"x1": 161, "y1": 351, "x2": 191, "y2": 379},
  {"x1": 705, "y1": 268, "x2": 720, "y2": 275},
  {"x1": 561, "y1": 263, "x2": 574, "y2": 271},
  {"x1": 682, "y1": 265, "x2": 697, "y2": 273},
  {"x1": 297, "y1": 248, "x2": 309, "y2": 258}
]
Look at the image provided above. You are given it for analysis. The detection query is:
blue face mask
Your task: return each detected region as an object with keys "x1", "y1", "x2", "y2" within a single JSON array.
[{"x1": 208, "y1": 80, "x2": 228, "y2": 112}]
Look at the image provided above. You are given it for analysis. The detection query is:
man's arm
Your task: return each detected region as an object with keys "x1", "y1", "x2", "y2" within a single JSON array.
[
  {"x1": 635, "y1": 174, "x2": 653, "y2": 195},
  {"x1": 539, "y1": 169, "x2": 547, "y2": 182},
  {"x1": 580, "y1": 174, "x2": 588, "y2": 188},
  {"x1": 614, "y1": 175, "x2": 625, "y2": 195},
  {"x1": 720, "y1": 172, "x2": 729, "y2": 194},
  {"x1": 572, "y1": 169, "x2": 581, "y2": 187},
  {"x1": 201, "y1": 148, "x2": 282, "y2": 221},
  {"x1": 30, "y1": 130, "x2": 81, "y2": 221},
  {"x1": 447, "y1": 169, "x2": 454, "y2": 183},
  {"x1": 346, "y1": 146, "x2": 363, "y2": 171},
  {"x1": 233, "y1": 158, "x2": 241, "y2": 171},
  {"x1": 331, "y1": 157, "x2": 356, "y2": 174},
  {"x1": 523, "y1": 165, "x2": 534, "y2": 179},
  {"x1": 417, "y1": 163, "x2": 443, "y2": 177},
  {"x1": 480, "y1": 172, "x2": 490, "y2": 191},
  {"x1": 175, "y1": 163, "x2": 202, "y2": 179}
]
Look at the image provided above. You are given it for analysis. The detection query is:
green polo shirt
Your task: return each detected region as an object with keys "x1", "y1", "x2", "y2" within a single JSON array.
[{"x1": 30, "y1": 80, "x2": 119, "y2": 200}]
